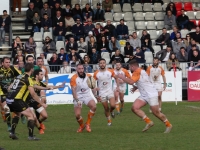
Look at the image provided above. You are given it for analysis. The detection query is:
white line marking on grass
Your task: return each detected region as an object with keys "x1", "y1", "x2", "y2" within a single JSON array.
[{"x1": 186, "y1": 106, "x2": 200, "y2": 110}]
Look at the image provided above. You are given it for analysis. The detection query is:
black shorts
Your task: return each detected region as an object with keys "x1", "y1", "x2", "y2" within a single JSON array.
[
  {"x1": 7, "y1": 99, "x2": 29, "y2": 112},
  {"x1": 1, "y1": 95, "x2": 7, "y2": 103},
  {"x1": 28, "y1": 101, "x2": 41, "y2": 110}
]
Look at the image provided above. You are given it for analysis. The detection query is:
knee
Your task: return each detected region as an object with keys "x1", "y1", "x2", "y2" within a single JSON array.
[
  {"x1": 152, "y1": 109, "x2": 160, "y2": 116},
  {"x1": 91, "y1": 105, "x2": 96, "y2": 112},
  {"x1": 132, "y1": 105, "x2": 139, "y2": 113},
  {"x1": 43, "y1": 114, "x2": 48, "y2": 120},
  {"x1": 75, "y1": 114, "x2": 81, "y2": 120},
  {"x1": 104, "y1": 107, "x2": 109, "y2": 112}
]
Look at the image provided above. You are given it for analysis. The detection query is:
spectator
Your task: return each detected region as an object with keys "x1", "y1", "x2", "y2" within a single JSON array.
[
  {"x1": 83, "y1": 55, "x2": 93, "y2": 73},
  {"x1": 94, "y1": 23, "x2": 104, "y2": 37},
  {"x1": 12, "y1": 36, "x2": 24, "y2": 58},
  {"x1": 141, "y1": 38, "x2": 154, "y2": 54},
  {"x1": 18, "y1": 61, "x2": 25, "y2": 71},
  {"x1": 109, "y1": 36, "x2": 121, "y2": 52},
  {"x1": 166, "y1": 53, "x2": 180, "y2": 71},
  {"x1": 188, "y1": 45, "x2": 200, "y2": 61},
  {"x1": 90, "y1": 48, "x2": 101, "y2": 64},
  {"x1": 25, "y1": 37, "x2": 36, "y2": 54},
  {"x1": 165, "y1": 2, "x2": 176, "y2": 16},
  {"x1": 98, "y1": 36, "x2": 110, "y2": 52},
  {"x1": 190, "y1": 50, "x2": 200, "y2": 62},
  {"x1": 187, "y1": 39, "x2": 199, "y2": 53},
  {"x1": 129, "y1": 32, "x2": 141, "y2": 51},
  {"x1": 177, "y1": 47, "x2": 188, "y2": 62},
  {"x1": 141, "y1": 30, "x2": 151, "y2": 45},
  {"x1": 72, "y1": 4, "x2": 82, "y2": 22},
  {"x1": 54, "y1": 22, "x2": 66, "y2": 42},
  {"x1": 58, "y1": 61, "x2": 71, "y2": 73},
  {"x1": 52, "y1": 10, "x2": 65, "y2": 29},
  {"x1": 170, "y1": 26, "x2": 181, "y2": 41},
  {"x1": 102, "y1": 0, "x2": 113, "y2": 13},
  {"x1": 183, "y1": 34, "x2": 191, "y2": 47},
  {"x1": 30, "y1": 0, "x2": 43, "y2": 10},
  {"x1": 32, "y1": 12, "x2": 41, "y2": 32},
  {"x1": 124, "y1": 42, "x2": 133, "y2": 58},
  {"x1": 48, "y1": 52, "x2": 60, "y2": 72},
  {"x1": 42, "y1": 36, "x2": 56, "y2": 54},
  {"x1": 41, "y1": 2, "x2": 51, "y2": 18},
  {"x1": 88, "y1": 36, "x2": 97, "y2": 55},
  {"x1": 48, "y1": 0, "x2": 61, "y2": 9},
  {"x1": 62, "y1": 4, "x2": 72, "y2": 17},
  {"x1": 78, "y1": 37, "x2": 87, "y2": 53},
  {"x1": 85, "y1": 31, "x2": 96, "y2": 43},
  {"x1": 51, "y1": 2, "x2": 63, "y2": 18},
  {"x1": 96, "y1": 29, "x2": 106, "y2": 44},
  {"x1": 177, "y1": 9, "x2": 193, "y2": 31},
  {"x1": 69, "y1": 55, "x2": 80, "y2": 72},
  {"x1": 13, "y1": 0, "x2": 21, "y2": 14},
  {"x1": 174, "y1": 32, "x2": 181, "y2": 42},
  {"x1": 66, "y1": 37, "x2": 78, "y2": 52},
  {"x1": 190, "y1": 26, "x2": 200, "y2": 44},
  {"x1": 116, "y1": 19, "x2": 128, "y2": 40},
  {"x1": 127, "y1": 55, "x2": 135, "y2": 63},
  {"x1": 164, "y1": 10, "x2": 176, "y2": 30},
  {"x1": 94, "y1": 3, "x2": 105, "y2": 21},
  {"x1": 40, "y1": 53, "x2": 48, "y2": 65},
  {"x1": 156, "y1": 28, "x2": 170, "y2": 49},
  {"x1": 65, "y1": 14, "x2": 75, "y2": 32},
  {"x1": 134, "y1": 47, "x2": 146, "y2": 63},
  {"x1": 72, "y1": 18, "x2": 84, "y2": 41},
  {"x1": 57, "y1": 48, "x2": 69, "y2": 64},
  {"x1": 110, "y1": 49, "x2": 125, "y2": 64},
  {"x1": 25, "y1": 2, "x2": 40, "y2": 31},
  {"x1": 156, "y1": 45, "x2": 173, "y2": 62},
  {"x1": 0, "y1": 10, "x2": 11, "y2": 45},
  {"x1": 172, "y1": 38, "x2": 186, "y2": 54},
  {"x1": 13, "y1": 50, "x2": 25, "y2": 64},
  {"x1": 82, "y1": 3, "x2": 94, "y2": 21},
  {"x1": 83, "y1": 18, "x2": 95, "y2": 36},
  {"x1": 41, "y1": 13, "x2": 52, "y2": 37},
  {"x1": 104, "y1": 20, "x2": 116, "y2": 39}
]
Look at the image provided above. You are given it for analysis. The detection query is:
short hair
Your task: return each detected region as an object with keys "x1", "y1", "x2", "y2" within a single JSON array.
[
  {"x1": 37, "y1": 57, "x2": 43, "y2": 60},
  {"x1": 24, "y1": 63, "x2": 34, "y2": 72},
  {"x1": 180, "y1": 47, "x2": 185, "y2": 50},
  {"x1": 60, "y1": 48, "x2": 65, "y2": 51},
  {"x1": 120, "y1": 19, "x2": 124, "y2": 22},
  {"x1": 43, "y1": 13, "x2": 48, "y2": 16},
  {"x1": 33, "y1": 69, "x2": 43, "y2": 78},
  {"x1": 1, "y1": 57, "x2": 10, "y2": 63},
  {"x1": 162, "y1": 27, "x2": 167, "y2": 30},
  {"x1": 129, "y1": 60, "x2": 139, "y2": 66},
  {"x1": 3, "y1": 10, "x2": 7, "y2": 13},
  {"x1": 153, "y1": 57, "x2": 159, "y2": 60},
  {"x1": 76, "y1": 63, "x2": 83, "y2": 67},
  {"x1": 44, "y1": 2, "x2": 48, "y2": 5},
  {"x1": 26, "y1": 55, "x2": 34, "y2": 61},
  {"x1": 99, "y1": 58, "x2": 106, "y2": 63},
  {"x1": 193, "y1": 50, "x2": 198, "y2": 53}
]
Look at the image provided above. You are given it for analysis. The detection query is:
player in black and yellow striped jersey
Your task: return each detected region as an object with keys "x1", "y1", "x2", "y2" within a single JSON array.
[{"x1": 6, "y1": 63, "x2": 48, "y2": 140}]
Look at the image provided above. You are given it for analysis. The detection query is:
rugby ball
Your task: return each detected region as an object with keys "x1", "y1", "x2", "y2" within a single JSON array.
[{"x1": 86, "y1": 76, "x2": 96, "y2": 89}]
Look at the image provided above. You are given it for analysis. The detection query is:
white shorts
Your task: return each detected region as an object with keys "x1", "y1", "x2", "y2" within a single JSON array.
[
  {"x1": 154, "y1": 83, "x2": 162, "y2": 92},
  {"x1": 138, "y1": 96, "x2": 159, "y2": 106},
  {"x1": 30, "y1": 106, "x2": 44, "y2": 113},
  {"x1": 74, "y1": 94, "x2": 93, "y2": 107},
  {"x1": 113, "y1": 85, "x2": 126, "y2": 93},
  {"x1": 100, "y1": 91, "x2": 114, "y2": 102}
]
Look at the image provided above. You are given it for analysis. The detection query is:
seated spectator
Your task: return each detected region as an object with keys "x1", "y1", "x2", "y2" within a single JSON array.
[
  {"x1": 57, "y1": 48, "x2": 69, "y2": 64},
  {"x1": 13, "y1": 50, "x2": 25, "y2": 64},
  {"x1": 141, "y1": 30, "x2": 150, "y2": 45},
  {"x1": 90, "y1": 48, "x2": 101, "y2": 64},
  {"x1": 72, "y1": 4, "x2": 82, "y2": 22},
  {"x1": 116, "y1": 19, "x2": 128, "y2": 40},
  {"x1": 88, "y1": 36, "x2": 98, "y2": 55},
  {"x1": 172, "y1": 38, "x2": 186, "y2": 54},
  {"x1": 51, "y1": 2, "x2": 63, "y2": 18},
  {"x1": 164, "y1": 10, "x2": 176, "y2": 30},
  {"x1": 134, "y1": 47, "x2": 146, "y2": 63},
  {"x1": 165, "y1": 2, "x2": 176, "y2": 16},
  {"x1": 25, "y1": 37, "x2": 36, "y2": 54},
  {"x1": 98, "y1": 36, "x2": 110, "y2": 52},
  {"x1": 183, "y1": 34, "x2": 191, "y2": 47},
  {"x1": 18, "y1": 61, "x2": 24, "y2": 71},
  {"x1": 109, "y1": 36, "x2": 121, "y2": 52},
  {"x1": 66, "y1": 37, "x2": 78, "y2": 52},
  {"x1": 177, "y1": 9, "x2": 193, "y2": 31},
  {"x1": 141, "y1": 38, "x2": 154, "y2": 54},
  {"x1": 166, "y1": 53, "x2": 181, "y2": 71},
  {"x1": 94, "y1": 3, "x2": 105, "y2": 21},
  {"x1": 13, "y1": 0, "x2": 21, "y2": 14},
  {"x1": 58, "y1": 60, "x2": 71, "y2": 73},
  {"x1": 65, "y1": 14, "x2": 75, "y2": 32},
  {"x1": 126, "y1": 55, "x2": 135, "y2": 63},
  {"x1": 187, "y1": 40, "x2": 200, "y2": 53},
  {"x1": 188, "y1": 45, "x2": 200, "y2": 61},
  {"x1": 190, "y1": 26, "x2": 200, "y2": 44},
  {"x1": 84, "y1": 18, "x2": 95, "y2": 36},
  {"x1": 94, "y1": 23, "x2": 104, "y2": 37},
  {"x1": 54, "y1": 22, "x2": 66, "y2": 42},
  {"x1": 156, "y1": 28, "x2": 170, "y2": 49},
  {"x1": 0, "y1": 10, "x2": 11, "y2": 45},
  {"x1": 129, "y1": 32, "x2": 141, "y2": 51},
  {"x1": 62, "y1": 4, "x2": 72, "y2": 17},
  {"x1": 124, "y1": 42, "x2": 133, "y2": 58},
  {"x1": 82, "y1": 3, "x2": 94, "y2": 21},
  {"x1": 42, "y1": 36, "x2": 56, "y2": 54},
  {"x1": 48, "y1": 52, "x2": 60, "y2": 72},
  {"x1": 41, "y1": 2, "x2": 51, "y2": 18},
  {"x1": 25, "y1": 2, "x2": 40, "y2": 31},
  {"x1": 41, "y1": 13, "x2": 52, "y2": 37},
  {"x1": 12, "y1": 36, "x2": 24, "y2": 58},
  {"x1": 170, "y1": 26, "x2": 181, "y2": 41},
  {"x1": 96, "y1": 29, "x2": 106, "y2": 44},
  {"x1": 72, "y1": 18, "x2": 84, "y2": 41},
  {"x1": 190, "y1": 50, "x2": 200, "y2": 63},
  {"x1": 110, "y1": 49, "x2": 124, "y2": 64},
  {"x1": 177, "y1": 47, "x2": 188, "y2": 62},
  {"x1": 104, "y1": 20, "x2": 116, "y2": 39},
  {"x1": 32, "y1": 12, "x2": 41, "y2": 32},
  {"x1": 40, "y1": 53, "x2": 48, "y2": 65},
  {"x1": 78, "y1": 37, "x2": 87, "y2": 53},
  {"x1": 68, "y1": 49, "x2": 82, "y2": 62},
  {"x1": 156, "y1": 45, "x2": 173, "y2": 62},
  {"x1": 83, "y1": 55, "x2": 93, "y2": 73},
  {"x1": 102, "y1": 0, "x2": 113, "y2": 13},
  {"x1": 69, "y1": 55, "x2": 80, "y2": 72},
  {"x1": 48, "y1": 0, "x2": 61, "y2": 9},
  {"x1": 30, "y1": 0, "x2": 43, "y2": 10},
  {"x1": 85, "y1": 31, "x2": 96, "y2": 43},
  {"x1": 52, "y1": 10, "x2": 65, "y2": 30},
  {"x1": 174, "y1": 32, "x2": 181, "y2": 42}
]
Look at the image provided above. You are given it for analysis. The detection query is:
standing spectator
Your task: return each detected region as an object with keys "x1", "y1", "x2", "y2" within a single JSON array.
[
  {"x1": 102, "y1": 0, "x2": 113, "y2": 13},
  {"x1": 51, "y1": 2, "x2": 63, "y2": 18},
  {"x1": 54, "y1": 22, "x2": 66, "y2": 42},
  {"x1": 57, "y1": 48, "x2": 69, "y2": 64},
  {"x1": 156, "y1": 28, "x2": 170, "y2": 49},
  {"x1": 83, "y1": 55, "x2": 93, "y2": 73},
  {"x1": 90, "y1": 48, "x2": 101, "y2": 64},
  {"x1": 134, "y1": 47, "x2": 146, "y2": 63},
  {"x1": 177, "y1": 47, "x2": 188, "y2": 62},
  {"x1": 12, "y1": 36, "x2": 24, "y2": 58},
  {"x1": 25, "y1": 2, "x2": 40, "y2": 31},
  {"x1": 72, "y1": 4, "x2": 82, "y2": 22},
  {"x1": 156, "y1": 45, "x2": 173, "y2": 62},
  {"x1": 48, "y1": 0, "x2": 61, "y2": 9},
  {"x1": 82, "y1": 3, "x2": 94, "y2": 21},
  {"x1": 41, "y1": 2, "x2": 51, "y2": 18},
  {"x1": 85, "y1": 31, "x2": 96, "y2": 43},
  {"x1": 30, "y1": 0, "x2": 43, "y2": 10},
  {"x1": 98, "y1": 36, "x2": 110, "y2": 52},
  {"x1": 65, "y1": 14, "x2": 75, "y2": 32},
  {"x1": 58, "y1": 61, "x2": 71, "y2": 73},
  {"x1": 170, "y1": 26, "x2": 181, "y2": 41},
  {"x1": 32, "y1": 12, "x2": 41, "y2": 32},
  {"x1": 165, "y1": 2, "x2": 177, "y2": 16},
  {"x1": 83, "y1": 18, "x2": 95, "y2": 36},
  {"x1": 190, "y1": 50, "x2": 200, "y2": 62},
  {"x1": 110, "y1": 49, "x2": 124, "y2": 64},
  {"x1": 177, "y1": 9, "x2": 192, "y2": 31},
  {"x1": 42, "y1": 36, "x2": 56, "y2": 54},
  {"x1": 129, "y1": 32, "x2": 141, "y2": 51},
  {"x1": 104, "y1": 20, "x2": 116, "y2": 39},
  {"x1": 25, "y1": 37, "x2": 36, "y2": 55},
  {"x1": 183, "y1": 34, "x2": 191, "y2": 47},
  {"x1": 88, "y1": 36, "x2": 98, "y2": 55},
  {"x1": 62, "y1": 4, "x2": 72, "y2": 17},
  {"x1": 52, "y1": 10, "x2": 65, "y2": 29},
  {"x1": 66, "y1": 37, "x2": 78, "y2": 52},
  {"x1": 172, "y1": 38, "x2": 186, "y2": 54},
  {"x1": 190, "y1": 26, "x2": 200, "y2": 44},
  {"x1": 124, "y1": 42, "x2": 133, "y2": 58},
  {"x1": 116, "y1": 19, "x2": 128, "y2": 40},
  {"x1": 13, "y1": 0, "x2": 21, "y2": 14},
  {"x1": 0, "y1": 10, "x2": 11, "y2": 45},
  {"x1": 141, "y1": 30, "x2": 151, "y2": 45},
  {"x1": 41, "y1": 13, "x2": 52, "y2": 37},
  {"x1": 164, "y1": 10, "x2": 177, "y2": 30},
  {"x1": 166, "y1": 53, "x2": 180, "y2": 71},
  {"x1": 48, "y1": 52, "x2": 60, "y2": 72},
  {"x1": 94, "y1": 3, "x2": 105, "y2": 21},
  {"x1": 78, "y1": 37, "x2": 87, "y2": 53},
  {"x1": 109, "y1": 36, "x2": 121, "y2": 52},
  {"x1": 72, "y1": 18, "x2": 84, "y2": 41}
]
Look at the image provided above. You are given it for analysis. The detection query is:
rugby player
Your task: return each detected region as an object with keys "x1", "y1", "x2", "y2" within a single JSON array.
[
  {"x1": 21, "y1": 55, "x2": 40, "y2": 73},
  {"x1": 36, "y1": 57, "x2": 49, "y2": 84},
  {"x1": 116, "y1": 60, "x2": 172, "y2": 133}
]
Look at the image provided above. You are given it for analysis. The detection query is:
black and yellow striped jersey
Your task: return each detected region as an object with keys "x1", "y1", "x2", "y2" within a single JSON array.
[
  {"x1": 7, "y1": 74, "x2": 34, "y2": 101},
  {"x1": 32, "y1": 78, "x2": 46, "y2": 96},
  {"x1": 0, "y1": 66, "x2": 21, "y2": 95}
]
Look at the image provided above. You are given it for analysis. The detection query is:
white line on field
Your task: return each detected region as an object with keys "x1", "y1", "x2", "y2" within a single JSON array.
[{"x1": 186, "y1": 106, "x2": 200, "y2": 110}]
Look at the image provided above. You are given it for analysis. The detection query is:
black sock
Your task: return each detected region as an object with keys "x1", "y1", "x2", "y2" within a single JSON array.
[
  {"x1": 5, "y1": 113, "x2": 11, "y2": 127},
  {"x1": 21, "y1": 114, "x2": 24, "y2": 118},
  {"x1": 27, "y1": 120, "x2": 35, "y2": 137},
  {"x1": 35, "y1": 111, "x2": 40, "y2": 121},
  {"x1": 11, "y1": 116, "x2": 19, "y2": 134}
]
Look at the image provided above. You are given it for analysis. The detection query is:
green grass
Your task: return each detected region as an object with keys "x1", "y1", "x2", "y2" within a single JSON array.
[{"x1": 1, "y1": 102, "x2": 200, "y2": 150}]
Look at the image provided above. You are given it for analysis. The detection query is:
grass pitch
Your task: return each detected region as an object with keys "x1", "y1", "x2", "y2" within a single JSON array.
[{"x1": 1, "y1": 102, "x2": 200, "y2": 150}]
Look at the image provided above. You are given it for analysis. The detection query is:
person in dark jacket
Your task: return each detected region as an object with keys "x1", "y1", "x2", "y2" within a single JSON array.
[
  {"x1": 51, "y1": 2, "x2": 63, "y2": 18},
  {"x1": 190, "y1": 26, "x2": 200, "y2": 44},
  {"x1": 41, "y1": 2, "x2": 51, "y2": 18},
  {"x1": 72, "y1": 4, "x2": 82, "y2": 22},
  {"x1": 68, "y1": 49, "x2": 82, "y2": 62},
  {"x1": 82, "y1": 3, "x2": 94, "y2": 21},
  {"x1": 134, "y1": 47, "x2": 146, "y2": 63},
  {"x1": 72, "y1": 18, "x2": 84, "y2": 41},
  {"x1": 140, "y1": 30, "x2": 151, "y2": 45},
  {"x1": 165, "y1": 2, "x2": 177, "y2": 16},
  {"x1": 83, "y1": 18, "x2": 95, "y2": 36},
  {"x1": 124, "y1": 42, "x2": 133, "y2": 58},
  {"x1": 52, "y1": 10, "x2": 65, "y2": 29},
  {"x1": 93, "y1": 3, "x2": 105, "y2": 21},
  {"x1": 98, "y1": 36, "x2": 110, "y2": 52},
  {"x1": 177, "y1": 47, "x2": 188, "y2": 62},
  {"x1": 41, "y1": 13, "x2": 52, "y2": 37},
  {"x1": 66, "y1": 37, "x2": 78, "y2": 52},
  {"x1": 30, "y1": 0, "x2": 43, "y2": 10},
  {"x1": 48, "y1": 0, "x2": 61, "y2": 9},
  {"x1": 141, "y1": 38, "x2": 155, "y2": 54},
  {"x1": 110, "y1": 49, "x2": 125, "y2": 64},
  {"x1": 42, "y1": 36, "x2": 56, "y2": 54},
  {"x1": 104, "y1": 20, "x2": 116, "y2": 38},
  {"x1": 90, "y1": 48, "x2": 101, "y2": 64},
  {"x1": 25, "y1": 2, "x2": 40, "y2": 31},
  {"x1": 57, "y1": 48, "x2": 69, "y2": 64},
  {"x1": 48, "y1": 52, "x2": 60, "y2": 72},
  {"x1": 54, "y1": 22, "x2": 66, "y2": 42},
  {"x1": 62, "y1": 4, "x2": 72, "y2": 17},
  {"x1": 177, "y1": 9, "x2": 193, "y2": 31},
  {"x1": 116, "y1": 19, "x2": 128, "y2": 40},
  {"x1": 156, "y1": 28, "x2": 170, "y2": 49}
]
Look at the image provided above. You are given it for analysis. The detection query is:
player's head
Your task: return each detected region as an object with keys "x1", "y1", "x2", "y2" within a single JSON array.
[
  {"x1": 1, "y1": 57, "x2": 10, "y2": 69},
  {"x1": 36, "y1": 57, "x2": 44, "y2": 68},
  {"x1": 33, "y1": 69, "x2": 44, "y2": 81},
  {"x1": 76, "y1": 64, "x2": 86, "y2": 78},
  {"x1": 24, "y1": 63, "x2": 34, "y2": 74},
  {"x1": 99, "y1": 58, "x2": 106, "y2": 70},
  {"x1": 129, "y1": 60, "x2": 139, "y2": 72},
  {"x1": 26, "y1": 55, "x2": 34, "y2": 64},
  {"x1": 115, "y1": 62, "x2": 122, "y2": 70},
  {"x1": 153, "y1": 57, "x2": 159, "y2": 66}
]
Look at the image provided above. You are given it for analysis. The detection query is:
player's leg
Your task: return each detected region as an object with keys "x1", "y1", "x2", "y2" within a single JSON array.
[
  {"x1": 85, "y1": 99, "x2": 96, "y2": 132},
  {"x1": 74, "y1": 101, "x2": 84, "y2": 132},
  {"x1": 114, "y1": 90, "x2": 120, "y2": 114},
  {"x1": 109, "y1": 97, "x2": 116, "y2": 118},
  {"x1": 158, "y1": 91, "x2": 162, "y2": 111},
  {"x1": 119, "y1": 92, "x2": 125, "y2": 113},
  {"x1": 9, "y1": 112, "x2": 20, "y2": 140},
  {"x1": 2, "y1": 100, "x2": 11, "y2": 131},
  {"x1": 101, "y1": 100, "x2": 112, "y2": 126},
  {"x1": 37, "y1": 107, "x2": 47, "y2": 131},
  {"x1": 20, "y1": 114, "x2": 27, "y2": 124},
  {"x1": 0, "y1": 100, "x2": 6, "y2": 122}
]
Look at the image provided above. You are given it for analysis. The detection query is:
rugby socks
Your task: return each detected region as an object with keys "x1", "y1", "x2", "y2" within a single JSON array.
[
  {"x1": 5, "y1": 113, "x2": 11, "y2": 128},
  {"x1": 35, "y1": 111, "x2": 40, "y2": 120},
  {"x1": 143, "y1": 115, "x2": 152, "y2": 124},
  {"x1": 159, "y1": 108, "x2": 161, "y2": 111},
  {"x1": 86, "y1": 110, "x2": 95, "y2": 125},
  {"x1": 77, "y1": 117, "x2": 84, "y2": 128},
  {"x1": 11, "y1": 116, "x2": 19, "y2": 134},
  {"x1": 27, "y1": 120, "x2": 35, "y2": 137},
  {"x1": 120, "y1": 101, "x2": 124, "y2": 109},
  {"x1": 164, "y1": 119, "x2": 171, "y2": 127},
  {"x1": 115, "y1": 102, "x2": 120, "y2": 113},
  {"x1": 1, "y1": 111, "x2": 6, "y2": 121},
  {"x1": 107, "y1": 116, "x2": 111, "y2": 123}
]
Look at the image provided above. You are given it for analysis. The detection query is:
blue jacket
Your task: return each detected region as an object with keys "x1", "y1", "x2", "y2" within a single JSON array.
[
  {"x1": 54, "y1": 26, "x2": 66, "y2": 36},
  {"x1": 57, "y1": 53, "x2": 69, "y2": 64},
  {"x1": 170, "y1": 32, "x2": 181, "y2": 40},
  {"x1": 72, "y1": 24, "x2": 84, "y2": 36},
  {"x1": 84, "y1": 24, "x2": 95, "y2": 35},
  {"x1": 116, "y1": 24, "x2": 128, "y2": 36},
  {"x1": 41, "y1": 18, "x2": 52, "y2": 28},
  {"x1": 135, "y1": 51, "x2": 146, "y2": 63}
]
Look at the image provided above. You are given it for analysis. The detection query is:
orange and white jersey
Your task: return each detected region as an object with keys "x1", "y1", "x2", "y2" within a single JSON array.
[
  {"x1": 132, "y1": 68, "x2": 158, "y2": 98},
  {"x1": 146, "y1": 66, "x2": 165, "y2": 84},
  {"x1": 113, "y1": 68, "x2": 131, "y2": 87},
  {"x1": 41, "y1": 66, "x2": 48, "y2": 77},
  {"x1": 93, "y1": 69, "x2": 115, "y2": 96}
]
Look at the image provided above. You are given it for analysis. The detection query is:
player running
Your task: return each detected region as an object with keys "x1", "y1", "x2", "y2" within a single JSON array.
[
  {"x1": 70, "y1": 64, "x2": 98, "y2": 133},
  {"x1": 116, "y1": 60, "x2": 172, "y2": 133},
  {"x1": 93, "y1": 58, "x2": 119, "y2": 126},
  {"x1": 113, "y1": 62, "x2": 131, "y2": 114},
  {"x1": 146, "y1": 57, "x2": 166, "y2": 112}
]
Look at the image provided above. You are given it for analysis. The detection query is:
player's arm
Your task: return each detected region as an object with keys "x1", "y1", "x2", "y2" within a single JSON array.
[
  {"x1": 40, "y1": 90, "x2": 47, "y2": 104},
  {"x1": 45, "y1": 69, "x2": 49, "y2": 84},
  {"x1": 33, "y1": 84, "x2": 51, "y2": 90},
  {"x1": 117, "y1": 71, "x2": 140, "y2": 85},
  {"x1": 47, "y1": 81, "x2": 65, "y2": 89},
  {"x1": 162, "y1": 75, "x2": 166, "y2": 90}
]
